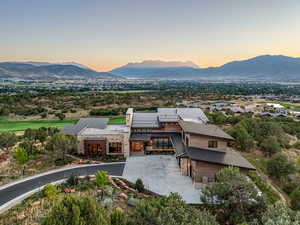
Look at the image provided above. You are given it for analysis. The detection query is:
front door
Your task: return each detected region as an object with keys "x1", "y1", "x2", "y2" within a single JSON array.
[{"x1": 131, "y1": 141, "x2": 144, "y2": 152}]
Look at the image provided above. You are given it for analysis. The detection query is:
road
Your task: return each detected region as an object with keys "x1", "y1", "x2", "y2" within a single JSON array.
[{"x1": 0, "y1": 163, "x2": 125, "y2": 208}]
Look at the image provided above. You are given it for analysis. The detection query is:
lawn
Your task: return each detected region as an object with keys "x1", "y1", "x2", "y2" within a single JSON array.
[{"x1": 0, "y1": 116, "x2": 126, "y2": 132}]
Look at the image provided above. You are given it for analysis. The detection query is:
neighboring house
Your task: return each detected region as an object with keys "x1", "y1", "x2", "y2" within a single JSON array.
[{"x1": 62, "y1": 107, "x2": 255, "y2": 186}]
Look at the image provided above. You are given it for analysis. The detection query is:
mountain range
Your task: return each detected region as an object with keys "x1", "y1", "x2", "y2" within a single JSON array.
[
  {"x1": 0, "y1": 62, "x2": 121, "y2": 80},
  {"x1": 110, "y1": 55, "x2": 300, "y2": 81}
]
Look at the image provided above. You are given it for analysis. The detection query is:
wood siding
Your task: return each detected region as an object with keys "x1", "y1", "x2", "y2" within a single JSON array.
[{"x1": 188, "y1": 133, "x2": 229, "y2": 151}]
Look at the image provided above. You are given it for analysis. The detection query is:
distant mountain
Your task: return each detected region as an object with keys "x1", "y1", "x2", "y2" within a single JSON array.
[
  {"x1": 0, "y1": 62, "x2": 122, "y2": 80},
  {"x1": 110, "y1": 55, "x2": 300, "y2": 81},
  {"x1": 122, "y1": 60, "x2": 199, "y2": 68}
]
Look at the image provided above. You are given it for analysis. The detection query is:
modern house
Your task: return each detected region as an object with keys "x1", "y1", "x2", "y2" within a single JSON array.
[{"x1": 62, "y1": 107, "x2": 255, "y2": 185}]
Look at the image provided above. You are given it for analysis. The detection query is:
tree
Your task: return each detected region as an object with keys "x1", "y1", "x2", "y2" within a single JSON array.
[
  {"x1": 95, "y1": 170, "x2": 110, "y2": 199},
  {"x1": 0, "y1": 132, "x2": 17, "y2": 153},
  {"x1": 260, "y1": 136, "x2": 281, "y2": 156},
  {"x1": 230, "y1": 124, "x2": 255, "y2": 151},
  {"x1": 46, "y1": 133, "x2": 77, "y2": 160},
  {"x1": 42, "y1": 195, "x2": 109, "y2": 225},
  {"x1": 256, "y1": 202, "x2": 300, "y2": 225},
  {"x1": 24, "y1": 128, "x2": 37, "y2": 141},
  {"x1": 290, "y1": 189, "x2": 300, "y2": 211},
  {"x1": 266, "y1": 154, "x2": 296, "y2": 180},
  {"x1": 13, "y1": 147, "x2": 30, "y2": 176},
  {"x1": 55, "y1": 112, "x2": 65, "y2": 120},
  {"x1": 201, "y1": 167, "x2": 266, "y2": 225},
  {"x1": 36, "y1": 128, "x2": 48, "y2": 144},
  {"x1": 134, "y1": 193, "x2": 219, "y2": 225},
  {"x1": 19, "y1": 139, "x2": 37, "y2": 155}
]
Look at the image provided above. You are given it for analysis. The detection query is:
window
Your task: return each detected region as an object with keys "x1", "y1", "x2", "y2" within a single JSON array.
[
  {"x1": 152, "y1": 137, "x2": 173, "y2": 150},
  {"x1": 108, "y1": 142, "x2": 122, "y2": 153},
  {"x1": 208, "y1": 140, "x2": 218, "y2": 148}
]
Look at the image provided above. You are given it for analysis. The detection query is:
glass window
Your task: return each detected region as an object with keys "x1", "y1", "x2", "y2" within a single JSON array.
[
  {"x1": 208, "y1": 140, "x2": 218, "y2": 148},
  {"x1": 108, "y1": 142, "x2": 122, "y2": 153}
]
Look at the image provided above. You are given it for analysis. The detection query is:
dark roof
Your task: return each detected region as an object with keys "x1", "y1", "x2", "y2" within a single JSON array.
[
  {"x1": 179, "y1": 120, "x2": 234, "y2": 140},
  {"x1": 186, "y1": 147, "x2": 255, "y2": 170},
  {"x1": 62, "y1": 118, "x2": 109, "y2": 135}
]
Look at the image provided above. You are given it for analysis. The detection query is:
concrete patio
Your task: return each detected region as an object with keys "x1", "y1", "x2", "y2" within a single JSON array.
[{"x1": 122, "y1": 155, "x2": 201, "y2": 204}]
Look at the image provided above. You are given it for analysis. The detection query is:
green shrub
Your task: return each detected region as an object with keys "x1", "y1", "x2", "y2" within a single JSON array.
[
  {"x1": 290, "y1": 189, "x2": 300, "y2": 210},
  {"x1": 43, "y1": 184, "x2": 59, "y2": 200},
  {"x1": 135, "y1": 178, "x2": 145, "y2": 192},
  {"x1": 66, "y1": 175, "x2": 79, "y2": 187},
  {"x1": 110, "y1": 208, "x2": 132, "y2": 225}
]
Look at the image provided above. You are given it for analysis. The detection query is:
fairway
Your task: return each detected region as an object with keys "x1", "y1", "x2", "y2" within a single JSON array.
[{"x1": 0, "y1": 116, "x2": 126, "y2": 132}]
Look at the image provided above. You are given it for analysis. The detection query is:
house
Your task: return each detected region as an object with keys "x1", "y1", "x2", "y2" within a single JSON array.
[{"x1": 62, "y1": 107, "x2": 255, "y2": 186}]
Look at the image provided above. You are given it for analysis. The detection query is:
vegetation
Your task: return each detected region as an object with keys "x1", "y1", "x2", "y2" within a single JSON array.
[
  {"x1": 135, "y1": 178, "x2": 145, "y2": 192},
  {"x1": 201, "y1": 167, "x2": 266, "y2": 225},
  {"x1": 43, "y1": 184, "x2": 59, "y2": 201},
  {"x1": 13, "y1": 147, "x2": 30, "y2": 176},
  {"x1": 134, "y1": 193, "x2": 219, "y2": 225},
  {"x1": 0, "y1": 131, "x2": 17, "y2": 153},
  {"x1": 266, "y1": 154, "x2": 296, "y2": 180}
]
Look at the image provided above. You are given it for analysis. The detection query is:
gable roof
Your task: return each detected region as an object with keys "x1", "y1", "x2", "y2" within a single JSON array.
[
  {"x1": 179, "y1": 120, "x2": 234, "y2": 140},
  {"x1": 62, "y1": 118, "x2": 109, "y2": 135},
  {"x1": 131, "y1": 113, "x2": 160, "y2": 128}
]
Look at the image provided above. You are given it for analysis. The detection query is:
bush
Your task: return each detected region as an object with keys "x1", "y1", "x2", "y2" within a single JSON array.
[
  {"x1": 290, "y1": 189, "x2": 300, "y2": 210},
  {"x1": 135, "y1": 178, "x2": 145, "y2": 192},
  {"x1": 42, "y1": 195, "x2": 109, "y2": 225},
  {"x1": 110, "y1": 208, "x2": 132, "y2": 225},
  {"x1": 66, "y1": 175, "x2": 79, "y2": 187},
  {"x1": 266, "y1": 154, "x2": 296, "y2": 180},
  {"x1": 43, "y1": 184, "x2": 59, "y2": 200}
]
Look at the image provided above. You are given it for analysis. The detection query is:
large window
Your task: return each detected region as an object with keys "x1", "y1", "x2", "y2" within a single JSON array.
[
  {"x1": 152, "y1": 137, "x2": 173, "y2": 150},
  {"x1": 208, "y1": 140, "x2": 218, "y2": 148},
  {"x1": 108, "y1": 142, "x2": 122, "y2": 154}
]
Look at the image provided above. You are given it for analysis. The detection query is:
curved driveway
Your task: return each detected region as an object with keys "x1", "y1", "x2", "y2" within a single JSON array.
[{"x1": 0, "y1": 163, "x2": 125, "y2": 210}]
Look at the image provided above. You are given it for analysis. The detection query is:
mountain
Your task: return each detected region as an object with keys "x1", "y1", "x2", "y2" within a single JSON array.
[
  {"x1": 0, "y1": 62, "x2": 122, "y2": 80},
  {"x1": 110, "y1": 55, "x2": 300, "y2": 81},
  {"x1": 122, "y1": 60, "x2": 199, "y2": 68}
]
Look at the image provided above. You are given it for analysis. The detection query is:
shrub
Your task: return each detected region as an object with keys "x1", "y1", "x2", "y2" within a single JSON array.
[
  {"x1": 110, "y1": 208, "x2": 132, "y2": 225},
  {"x1": 42, "y1": 195, "x2": 108, "y2": 225},
  {"x1": 43, "y1": 184, "x2": 59, "y2": 200},
  {"x1": 266, "y1": 154, "x2": 296, "y2": 180},
  {"x1": 66, "y1": 175, "x2": 79, "y2": 187},
  {"x1": 95, "y1": 171, "x2": 110, "y2": 188},
  {"x1": 135, "y1": 178, "x2": 145, "y2": 192},
  {"x1": 290, "y1": 189, "x2": 300, "y2": 210}
]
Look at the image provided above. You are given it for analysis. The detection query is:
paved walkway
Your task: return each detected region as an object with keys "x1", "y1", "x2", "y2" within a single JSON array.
[
  {"x1": 123, "y1": 155, "x2": 201, "y2": 203},
  {"x1": 0, "y1": 163, "x2": 125, "y2": 212}
]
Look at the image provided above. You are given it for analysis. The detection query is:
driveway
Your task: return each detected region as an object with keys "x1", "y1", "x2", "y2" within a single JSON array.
[
  {"x1": 0, "y1": 163, "x2": 125, "y2": 211},
  {"x1": 122, "y1": 155, "x2": 201, "y2": 203}
]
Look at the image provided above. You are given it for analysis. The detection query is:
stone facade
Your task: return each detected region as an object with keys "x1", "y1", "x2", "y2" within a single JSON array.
[{"x1": 78, "y1": 132, "x2": 130, "y2": 157}]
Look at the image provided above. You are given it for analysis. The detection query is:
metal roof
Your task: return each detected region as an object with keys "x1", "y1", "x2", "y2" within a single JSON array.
[
  {"x1": 131, "y1": 113, "x2": 160, "y2": 128},
  {"x1": 179, "y1": 120, "x2": 234, "y2": 140},
  {"x1": 62, "y1": 118, "x2": 109, "y2": 135}
]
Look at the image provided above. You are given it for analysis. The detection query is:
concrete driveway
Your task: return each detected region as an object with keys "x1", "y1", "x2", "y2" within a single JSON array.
[{"x1": 122, "y1": 155, "x2": 201, "y2": 203}]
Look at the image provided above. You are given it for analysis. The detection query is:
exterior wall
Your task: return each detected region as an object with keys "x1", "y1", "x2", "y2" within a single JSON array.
[
  {"x1": 78, "y1": 133, "x2": 130, "y2": 157},
  {"x1": 160, "y1": 122, "x2": 182, "y2": 132},
  {"x1": 185, "y1": 133, "x2": 229, "y2": 151},
  {"x1": 180, "y1": 158, "x2": 190, "y2": 176},
  {"x1": 191, "y1": 160, "x2": 250, "y2": 184},
  {"x1": 130, "y1": 141, "x2": 145, "y2": 152}
]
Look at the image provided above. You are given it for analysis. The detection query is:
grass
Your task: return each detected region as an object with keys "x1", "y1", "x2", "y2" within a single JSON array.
[
  {"x1": 274, "y1": 102, "x2": 300, "y2": 111},
  {"x1": 0, "y1": 116, "x2": 126, "y2": 132}
]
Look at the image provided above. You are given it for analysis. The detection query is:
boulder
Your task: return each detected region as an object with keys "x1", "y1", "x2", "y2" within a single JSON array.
[
  {"x1": 118, "y1": 192, "x2": 128, "y2": 200},
  {"x1": 127, "y1": 197, "x2": 139, "y2": 207}
]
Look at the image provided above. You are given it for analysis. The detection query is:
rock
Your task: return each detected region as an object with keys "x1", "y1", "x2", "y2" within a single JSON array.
[
  {"x1": 17, "y1": 214, "x2": 26, "y2": 220},
  {"x1": 102, "y1": 198, "x2": 114, "y2": 208},
  {"x1": 118, "y1": 192, "x2": 128, "y2": 200},
  {"x1": 64, "y1": 188, "x2": 75, "y2": 193},
  {"x1": 31, "y1": 201, "x2": 41, "y2": 206},
  {"x1": 36, "y1": 161, "x2": 42, "y2": 166},
  {"x1": 127, "y1": 197, "x2": 139, "y2": 207},
  {"x1": 27, "y1": 168, "x2": 37, "y2": 173}
]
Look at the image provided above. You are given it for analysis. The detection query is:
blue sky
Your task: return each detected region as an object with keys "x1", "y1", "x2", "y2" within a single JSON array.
[{"x1": 1, "y1": 0, "x2": 300, "y2": 71}]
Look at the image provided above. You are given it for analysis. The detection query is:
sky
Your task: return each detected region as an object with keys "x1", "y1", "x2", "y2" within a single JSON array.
[{"x1": 0, "y1": 0, "x2": 300, "y2": 72}]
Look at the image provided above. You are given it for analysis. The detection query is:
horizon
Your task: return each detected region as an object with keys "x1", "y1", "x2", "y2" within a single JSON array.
[
  {"x1": 1, "y1": 0, "x2": 300, "y2": 71},
  {"x1": 1, "y1": 54, "x2": 299, "y2": 72}
]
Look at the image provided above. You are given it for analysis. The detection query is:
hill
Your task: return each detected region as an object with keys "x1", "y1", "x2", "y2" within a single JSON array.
[
  {"x1": 0, "y1": 62, "x2": 122, "y2": 80},
  {"x1": 110, "y1": 55, "x2": 300, "y2": 81}
]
